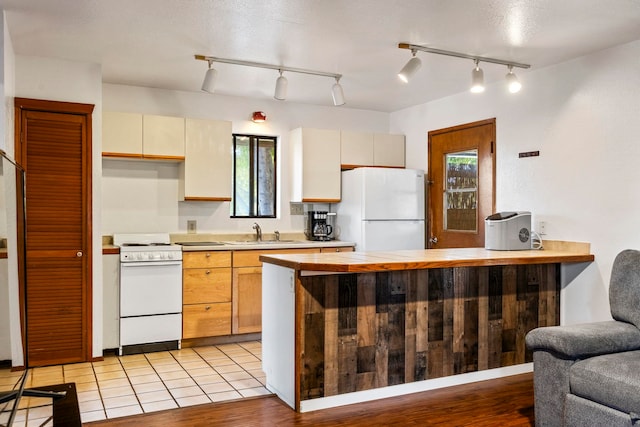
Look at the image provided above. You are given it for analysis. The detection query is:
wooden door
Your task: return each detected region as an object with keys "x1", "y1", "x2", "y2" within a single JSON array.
[
  {"x1": 15, "y1": 98, "x2": 93, "y2": 367},
  {"x1": 427, "y1": 119, "x2": 495, "y2": 248}
]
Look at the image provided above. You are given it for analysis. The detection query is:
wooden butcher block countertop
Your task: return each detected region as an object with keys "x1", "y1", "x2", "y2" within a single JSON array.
[{"x1": 259, "y1": 240, "x2": 594, "y2": 273}]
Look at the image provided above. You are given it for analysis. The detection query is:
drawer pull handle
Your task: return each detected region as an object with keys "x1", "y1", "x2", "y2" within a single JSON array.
[
  {"x1": 206, "y1": 253, "x2": 211, "y2": 257},
  {"x1": 205, "y1": 270, "x2": 211, "y2": 274},
  {"x1": 205, "y1": 306, "x2": 211, "y2": 310}
]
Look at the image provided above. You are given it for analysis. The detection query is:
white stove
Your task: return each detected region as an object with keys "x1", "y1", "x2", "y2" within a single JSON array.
[
  {"x1": 113, "y1": 233, "x2": 183, "y2": 354},
  {"x1": 114, "y1": 233, "x2": 182, "y2": 262}
]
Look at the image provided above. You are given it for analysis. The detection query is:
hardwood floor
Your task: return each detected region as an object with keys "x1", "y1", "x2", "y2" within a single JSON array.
[{"x1": 86, "y1": 372, "x2": 534, "y2": 426}]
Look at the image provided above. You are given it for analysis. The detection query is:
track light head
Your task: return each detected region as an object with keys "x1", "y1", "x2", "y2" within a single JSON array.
[
  {"x1": 332, "y1": 77, "x2": 345, "y2": 106},
  {"x1": 274, "y1": 70, "x2": 288, "y2": 100},
  {"x1": 506, "y1": 66, "x2": 522, "y2": 93},
  {"x1": 398, "y1": 49, "x2": 422, "y2": 83},
  {"x1": 470, "y1": 60, "x2": 485, "y2": 93},
  {"x1": 201, "y1": 60, "x2": 217, "y2": 93}
]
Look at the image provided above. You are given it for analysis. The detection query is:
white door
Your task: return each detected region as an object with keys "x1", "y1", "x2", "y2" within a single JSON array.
[
  {"x1": 362, "y1": 168, "x2": 425, "y2": 220},
  {"x1": 120, "y1": 262, "x2": 182, "y2": 316},
  {"x1": 361, "y1": 220, "x2": 425, "y2": 251}
]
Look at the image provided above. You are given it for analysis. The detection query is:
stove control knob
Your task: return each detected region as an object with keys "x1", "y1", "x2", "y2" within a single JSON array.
[{"x1": 167, "y1": 252, "x2": 174, "y2": 260}]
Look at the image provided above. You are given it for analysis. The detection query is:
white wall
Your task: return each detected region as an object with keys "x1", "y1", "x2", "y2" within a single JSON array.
[
  {"x1": 0, "y1": 11, "x2": 15, "y2": 362},
  {"x1": 14, "y1": 55, "x2": 104, "y2": 359},
  {"x1": 102, "y1": 84, "x2": 390, "y2": 236},
  {"x1": 391, "y1": 39, "x2": 640, "y2": 325}
]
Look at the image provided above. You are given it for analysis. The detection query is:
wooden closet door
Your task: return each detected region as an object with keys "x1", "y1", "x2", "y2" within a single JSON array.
[{"x1": 16, "y1": 99, "x2": 93, "y2": 367}]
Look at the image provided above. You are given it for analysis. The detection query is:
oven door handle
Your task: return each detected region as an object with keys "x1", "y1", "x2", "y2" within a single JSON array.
[{"x1": 121, "y1": 261, "x2": 182, "y2": 267}]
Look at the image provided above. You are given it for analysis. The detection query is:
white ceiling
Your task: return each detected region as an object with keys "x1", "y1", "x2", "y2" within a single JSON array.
[{"x1": 2, "y1": 0, "x2": 640, "y2": 112}]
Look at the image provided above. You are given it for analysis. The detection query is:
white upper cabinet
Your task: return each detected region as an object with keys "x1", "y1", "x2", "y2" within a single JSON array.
[
  {"x1": 290, "y1": 128, "x2": 341, "y2": 203},
  {"x1": 102, "y1": 112, "x2": 143, "y2": 157},
  {"x1": 340, "y1": 130, "x2": 374, "y2": 167},
  {"x1": 103, "y1": 112, "x2": 185, "y2": 159},
  {"x1": 142, "y1": 115, "x2": 185, "y2": 159},
  {"x1": 373, "y1": 133, "x2": 405, "y2": 167},
  {"x1": 179, "y1": 118, "x2": 232, "y2": 201},
  {"x1": 340, "y1": 131, "x2": 405, "y2": 169}
]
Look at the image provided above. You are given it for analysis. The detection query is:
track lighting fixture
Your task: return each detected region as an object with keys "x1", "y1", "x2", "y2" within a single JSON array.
[
  {"x1": 201, "y1": 60, "x2": 217, "y2": 93},
  {"x1": 195, "y1": 55, "x2": 344, "y2": 106},
  {"x1": 398, "y1": 49, "x2": 422, "y2": 83},
  {"x1": 274, "y1": 70, "x2": 288, "y2": 100},
  {"x1": 331, "y1": 77, "x2": 345, "y2": 106},
  {"x1": 470, "y1": 60, "x2": 485, "y2": 93},
  {"x1": 505, "y1": 65, "x2": 522, "y2": 93},
  {"x1": 398, "y1": 43, "x2": 530, "y2": 94}
]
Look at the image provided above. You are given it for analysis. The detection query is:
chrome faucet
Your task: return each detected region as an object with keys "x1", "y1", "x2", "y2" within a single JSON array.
[
  {"x1": 274, "y1": 230, "x2": 280, "y2": 241},
  {"x1": 252, "y1": 223, "x2": 262, "y2": 241}
]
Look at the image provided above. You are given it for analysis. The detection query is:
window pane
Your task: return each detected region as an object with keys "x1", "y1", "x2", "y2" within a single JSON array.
[
  {"x1": 231, "y1": 134, "x2": 277, "y2": 218},
  {"x1": 256, "y1": 139, "x2": 275, "y2": 216},
  {"x1": 234, "y1": 136, "x2": 251, "y2": 217},
  {"x1": 444, "y1": 150, "x2": 478, "y2": 232}
]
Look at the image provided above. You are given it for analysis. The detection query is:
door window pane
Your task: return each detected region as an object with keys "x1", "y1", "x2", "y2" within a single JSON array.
[{"x1": 444, "y1": 150, "x2": 478, "y2": 232}]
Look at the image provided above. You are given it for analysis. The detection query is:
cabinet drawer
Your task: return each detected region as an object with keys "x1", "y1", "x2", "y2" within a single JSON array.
[
  {"x1": 183, "y1": 302, "x2": 231, "y2": 338},
  {"x1": 183, "y1": 268, "x2": 231, "y2": 304},
  {"x1": 233, "y1": 248, "x2": 321, "y2": 267},
  {"x1": 183, "y1": 251, "x2": 231, "y2": 268},
  {"x1": 320, "y1": 246, "x2": 355, "y2": 253}
]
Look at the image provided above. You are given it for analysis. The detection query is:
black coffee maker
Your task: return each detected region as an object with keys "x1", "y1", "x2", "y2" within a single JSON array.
[{"x1": 305, "y1": 211, "x2": 333, "y2": 241}]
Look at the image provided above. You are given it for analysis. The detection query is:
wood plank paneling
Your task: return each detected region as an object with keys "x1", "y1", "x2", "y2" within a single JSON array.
[{"x1": 299, "y1": 264, "x2": 559, "y2": 400}]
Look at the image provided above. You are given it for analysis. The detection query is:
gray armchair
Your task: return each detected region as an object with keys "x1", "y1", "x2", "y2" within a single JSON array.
[{"x1": 526, "y1": 249, "x2": 640, "y2": 427}]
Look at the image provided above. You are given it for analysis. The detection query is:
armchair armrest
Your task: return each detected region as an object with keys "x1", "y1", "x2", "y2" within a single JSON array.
[{"x1": 526, "y1": 320, "x2": 640, "y2": 359}]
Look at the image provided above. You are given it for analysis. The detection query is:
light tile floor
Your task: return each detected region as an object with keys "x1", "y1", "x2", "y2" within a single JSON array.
[{"x1": 0, "y1": 341, "x2": 269, "y2": 426}]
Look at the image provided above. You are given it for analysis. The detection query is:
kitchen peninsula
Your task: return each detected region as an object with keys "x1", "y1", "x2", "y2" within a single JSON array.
[{"x1": 260, "y1": 242, "x2": 594, "y2": 412}]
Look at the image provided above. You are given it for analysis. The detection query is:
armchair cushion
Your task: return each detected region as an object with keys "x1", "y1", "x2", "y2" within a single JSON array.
[
  {"x1": 570, "y1": 349, "x2": 640, "y2": 416},
  {"x1": 525, "y1": 320, "x2": 640, "y2": 359}
]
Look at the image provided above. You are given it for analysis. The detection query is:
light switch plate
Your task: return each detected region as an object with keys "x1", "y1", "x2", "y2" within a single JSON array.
[
  {"x1": 187, "y1": 220, "x2": 197, "y2": 234},
  {"x1": 290, "y1": 203, "x2": 304, "y2": 216}
]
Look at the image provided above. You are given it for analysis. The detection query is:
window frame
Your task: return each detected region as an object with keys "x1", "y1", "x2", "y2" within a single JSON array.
[{"x1": 231, "y1": 134, "x2": 277, "y2": 219}]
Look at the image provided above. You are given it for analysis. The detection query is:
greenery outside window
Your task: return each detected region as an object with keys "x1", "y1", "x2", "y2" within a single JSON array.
[{"x1": 231, "y1": 134, "x2": 277, "y2": 218}]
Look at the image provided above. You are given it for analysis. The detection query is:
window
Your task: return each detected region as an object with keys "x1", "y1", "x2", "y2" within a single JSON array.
[{"x1": 231, "y1": 134, "x2": 277, "y2": 218}]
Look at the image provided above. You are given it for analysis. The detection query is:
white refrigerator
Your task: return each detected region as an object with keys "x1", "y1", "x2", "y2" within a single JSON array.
[{"x1": 335, "y1": 167, "x2": 425, "y2": 251}]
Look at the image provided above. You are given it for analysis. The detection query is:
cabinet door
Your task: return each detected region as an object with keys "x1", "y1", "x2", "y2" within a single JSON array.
[
  {"x1": 180, "y1": 118, "x2": 232, "y2": 201},
  {"x1": 290, "y1": 128, "x2": 341, "y2": 203},
  {"x1": 143, "y1": 115, "x2": 185, "y2": 159},
  {"x1": 102, "y1": 112, "x2": 143, "y2": 157},
  {"x1": 341, "y1": 131, "x2": 374, "y2": 168},
  {"x1": 183, "y1": 267, "x2": 231, "y2": 304},
  {"x1": 373, "y1": 133, "x2": 405, "y2": 167},
  {"x1": 232, "y1": 266, "x2": 263, "y2": 334},
  {"x1": 183, "y1": 302, "x2": 231, "y2": 338}
]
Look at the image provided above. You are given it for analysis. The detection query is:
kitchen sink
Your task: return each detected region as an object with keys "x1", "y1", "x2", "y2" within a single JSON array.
[
  {"x1": 175, "y1": 241, "x2": 226, "y2": 246},
  {"x1": 224, "y1": 240, "x2": 302, "y2": 245}
]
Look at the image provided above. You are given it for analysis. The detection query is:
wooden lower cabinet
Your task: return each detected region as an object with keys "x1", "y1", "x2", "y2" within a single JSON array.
[
  {"x1": 183, "y1": 247, "x2": 353, "y2": 339},
  {"x1": 183, "y1": 302, "x2": 231, "y2": 338},
  {"x1": 182, "y1": 251, "x2": 232, "y2": 339},
  {"x1": 231, "y1": 248, "x2": 328, "y2": 335}
]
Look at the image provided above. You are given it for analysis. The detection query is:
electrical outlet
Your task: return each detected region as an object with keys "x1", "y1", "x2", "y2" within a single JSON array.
[
  {"x1": 187, "y1": 220, "x2": 197, "y2": 234},
  {"x1": 538, "y1": 221, "x2": 546, "y2": 235},
  {"x1": 290, "y1": 203, "x2": 304, "y2": 216}
]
